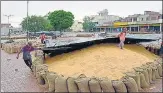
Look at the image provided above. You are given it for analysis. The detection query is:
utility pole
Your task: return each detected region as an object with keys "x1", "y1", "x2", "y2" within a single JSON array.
[
  {"x1": 27, "y1": 0, "x2": 29, "y2": 42},
  {"x1": 4, "y1": 15, "x2": 13, "y2": 39},
  {"x1": 4, "y1": 15, "x2": 13, "y2": 24}
]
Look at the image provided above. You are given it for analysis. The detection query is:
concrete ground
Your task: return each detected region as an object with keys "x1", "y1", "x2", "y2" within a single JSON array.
[
  {"x1": 1, "y1": 50, "x2": 45, "y2": 92},
  {"x1": 1, "y1": 49, "x2": 162, "y2": 92}
]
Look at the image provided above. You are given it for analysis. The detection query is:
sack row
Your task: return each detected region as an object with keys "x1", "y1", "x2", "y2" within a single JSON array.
[{"x1": 1, "y1": 40, "x2": 44, "y2": 54}]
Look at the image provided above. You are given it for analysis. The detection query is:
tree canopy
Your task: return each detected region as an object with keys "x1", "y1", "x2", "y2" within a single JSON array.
[
  {"x1": 21, "y1": 15, "x2": 53, "y2": 32},
  {"x1": 48, "y1": 10, "x2": 74, "y2": 31},
  {"x1": 83, "y1": 16, "x2": 95, "y2": 32}
]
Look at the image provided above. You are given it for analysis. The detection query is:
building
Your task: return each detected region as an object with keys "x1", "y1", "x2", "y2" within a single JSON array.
[
  {"x1": 113, "y1": 10, "x2": 162, "y2": 33},
  {"x1": 1, "y1": 23, "x2": 11, "y2": 36},
  {"x1": 70, "y1": 20, "x2": 83, "y2": 32},
  {"x1": 89, "y1": 9, "x2": 122, "y2": 32},
  {"x1": 1, "y1": 23, "x2": 24, "y2": 36}
]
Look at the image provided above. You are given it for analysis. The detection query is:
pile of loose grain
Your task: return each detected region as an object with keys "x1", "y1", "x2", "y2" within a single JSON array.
[{"x1": 46, "y1": 44, "x2": 158, "y2": 80}]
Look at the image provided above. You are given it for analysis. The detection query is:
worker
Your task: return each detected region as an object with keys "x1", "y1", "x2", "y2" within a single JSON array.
[
  {"x1": 40, "y1": 33, "x2": 46, "y2": 44},
  {"x1": 117, "y1": 27, "x2": 127, "y2": 49},
  {"x1": 16, "y1": 42, "x2": 41, "y2": 71}
]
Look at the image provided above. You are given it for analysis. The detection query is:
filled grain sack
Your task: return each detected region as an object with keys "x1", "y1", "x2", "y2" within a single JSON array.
[
  {"x1": 36, "y1": 70, "x2": 48, "y2": 87},
  {"x1": 66, "y1": 77, "x2": 78, "y2": 92},
  {"x1": 141, "y1": 64, "x2": 153, "y2": 83},
  {"x1": 139, "y1": 72, "x2": 149, "y2": 88},
  {"x1": 112, "y1": 80, "x2": 127, "y2": 93},
  {"x1": 146, "y1": 67, "x2": 153, "y2": 84},
  {"x1": 150, "y1": 64, "x2": 161, "y2": 79},
  {"x1": 35, "y1": 64, "x2": 48, "y2": 81},
  {"x1": 75, "y1": 74, "x2": 90, "y2": 92},
  {"x1": 153, "y1": 63, "x2": 162, "y2": 77},
  {"x1": 151, "y1": 66, "x2": 157, "y2": 81},
  {"x1": 88, "y1": 77, "x2": 102, "y2": 92},
  {"x1": 133, "y1": 67, "x2": 150, "y2": 87},
  {"x1": 55, "y1": 75, "x2": 68, "y2": 92},
  {"x1": 46, "y1": 72, "x2": 58, "y2": 92},
  {"x1": 139, "y1": 66, "x2": 150, "y2": 85},
  {"x1": 121, "y1": 76, "x2": 138, "y2": 92},
  {"x1": 157, "y1": 64, "x2": 162, "y2": 77},
  {"x1": 155, "y1": 67, "x2": 162, "y2": 79},
  {"x1": 125, "y1": 72, "x2": 142, "y2": 91},
  {"x1": 99, "y1": 77, "x2": 115, "y2": 92}
]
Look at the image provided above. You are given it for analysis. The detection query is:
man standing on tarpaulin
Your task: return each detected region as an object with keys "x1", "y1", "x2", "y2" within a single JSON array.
[{"x1": 117, "y1": 27, "x2": 127, "y2": 49}]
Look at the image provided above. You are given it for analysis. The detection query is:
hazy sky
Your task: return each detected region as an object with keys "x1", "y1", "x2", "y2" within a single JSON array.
[{"x1": 1, "y1": 1, "x2": 162, "y2": 27}]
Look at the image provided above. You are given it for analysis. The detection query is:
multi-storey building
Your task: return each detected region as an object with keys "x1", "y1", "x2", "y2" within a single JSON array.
[
  {"x1": 89, "y1": 9, "x2": 121, "y2": 32},
  {"x1": 113, "y1": 11, "x2": 162, "y2": 33}
]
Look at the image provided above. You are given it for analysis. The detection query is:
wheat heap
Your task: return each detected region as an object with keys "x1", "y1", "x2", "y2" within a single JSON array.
[{"x1": 46, "y1": 44, "x2": 158, "y2": 80}]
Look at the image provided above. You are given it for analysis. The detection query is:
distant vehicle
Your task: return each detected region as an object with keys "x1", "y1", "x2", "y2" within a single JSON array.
[
  {"x1": 28, "y1": 31, "x2": 64, "y2": 38},
  {"x1": 28, "y1": 31, "x2": 54, "y2": 37},
  {"x1": 50, "y1": 31, "x2": 63, "y2": 37}
]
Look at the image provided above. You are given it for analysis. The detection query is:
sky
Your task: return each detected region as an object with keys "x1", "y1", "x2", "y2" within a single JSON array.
[{"x1": 1, "y1": 1, "x2": 162, "y2": 27}]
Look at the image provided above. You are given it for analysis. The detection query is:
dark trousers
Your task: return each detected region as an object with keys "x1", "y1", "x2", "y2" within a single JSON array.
[{"x1": 24, "y1": 59, "x2": 32, "y2": 69}]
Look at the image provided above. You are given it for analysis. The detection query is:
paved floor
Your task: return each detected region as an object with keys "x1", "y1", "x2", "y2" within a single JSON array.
[
  {"x1": 1, "y1": 49, "x2": 162, "y2": 92},
  {"x1": 1, "y1": 50, "x2": 45, "y2": 92}
]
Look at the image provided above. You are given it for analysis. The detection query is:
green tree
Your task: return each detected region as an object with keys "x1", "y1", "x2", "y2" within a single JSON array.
[
  {"x1": 83, "y1": 16, "x2": 95, "y2": 32},
  {"x1": 21, "y1": 15, "x2": 53, "y2": 33},
  {"x1": 48, "y1": 10, "x2": 74, "y2": 33}
]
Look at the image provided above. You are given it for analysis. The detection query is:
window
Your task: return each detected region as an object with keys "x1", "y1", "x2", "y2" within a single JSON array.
[
  {"x1": 151, "y1": 17, "x2": 156, "y2": 20},
  {"x1": 146, "y1": 17, "x2": 149, "y2": 21},
  {"x1": 141, "y1": 18, "x2": 143, "y2": 21},
  {"x1": 133, "y1": 18, "x2": 137, "y2": 21}
]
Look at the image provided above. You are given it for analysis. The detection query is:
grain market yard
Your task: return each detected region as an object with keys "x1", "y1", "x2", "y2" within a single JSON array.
[{"x1": 0, "y1": 43, "x2": 162, "y2": 92}]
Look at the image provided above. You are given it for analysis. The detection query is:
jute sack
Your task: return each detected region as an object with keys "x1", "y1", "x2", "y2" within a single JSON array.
[
  {"x1": 121, "y1": 76, "x2": 138, "y2": 92},
  {"x1": 75, "y1": 74, "x2": 91, "y2": 92},
  {"x1": 125, "y1": 72, "x2": 142, "y2": 91},
  {"x1": 157, "y1": 64, "x2": 162, "y2": 77},
  {"x1": 142, "y1": 64, "x2": 153, "y2": 84},
  {"x1": 36, "y1": 70, "x2": 48, "y2": 88},
  {"x1": 153, "y1": 63, "x2": 162, "y2": 77},
  {"x1": 139, "y1": 66, "x2": 150, "y2": 85},
  {"x1": 55, "y1": 75, "x2": 68, "y2": 92},
  {"x1": 99, "y1": 77, "x2": 115, "y2": 92},
  {"x1": 146, "y1": 66, "x2": 153, "y2": 84},
  {"x1": 112, "y1": 80, "x2": 127, "y2": 93},
  {"x1": 88, "y1": 77, "x2": 102, "y2": 92},
  {"x1": 145, "y1": 63, "x2": 155, "y2": 82},
  {"x1": 66, "y1": 77, "x2": 78, "y2": 92},
  {"x1": 35, "y1": 64, "x2": 48, "y2": 78},
  {"x1": 133, "y1": 67, "x2": 150, "y2": 87},
  {"x1": 139, "y1": 72, "x2": 150, "y2": 88},
  {"x1": 150, "y1": 64, "x2": 161, "y2": 79},
  {"x1": 31, "y1": 57, "x2": 44, "y2": 77},
  {"x1": 46, "y1": 72, "x2": 58, "y2": 92},
  {"x1": 150, "y1": 66, "x2": 157, "y2": 81},
  {"x1": 155, "y1": 67, "x2": 162, "y2": 79}
]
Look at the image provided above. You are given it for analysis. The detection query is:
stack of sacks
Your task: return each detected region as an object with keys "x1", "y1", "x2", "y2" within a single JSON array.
[
  {"x1": 124, "y1": 61, "x2": 162, "y2": 92},
  {"x1": 2, "y1": 40, "x2": 43, "y2": 54},
  {"x1": 144, "y1": 43, "x2": 161, "y2": 50}
]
